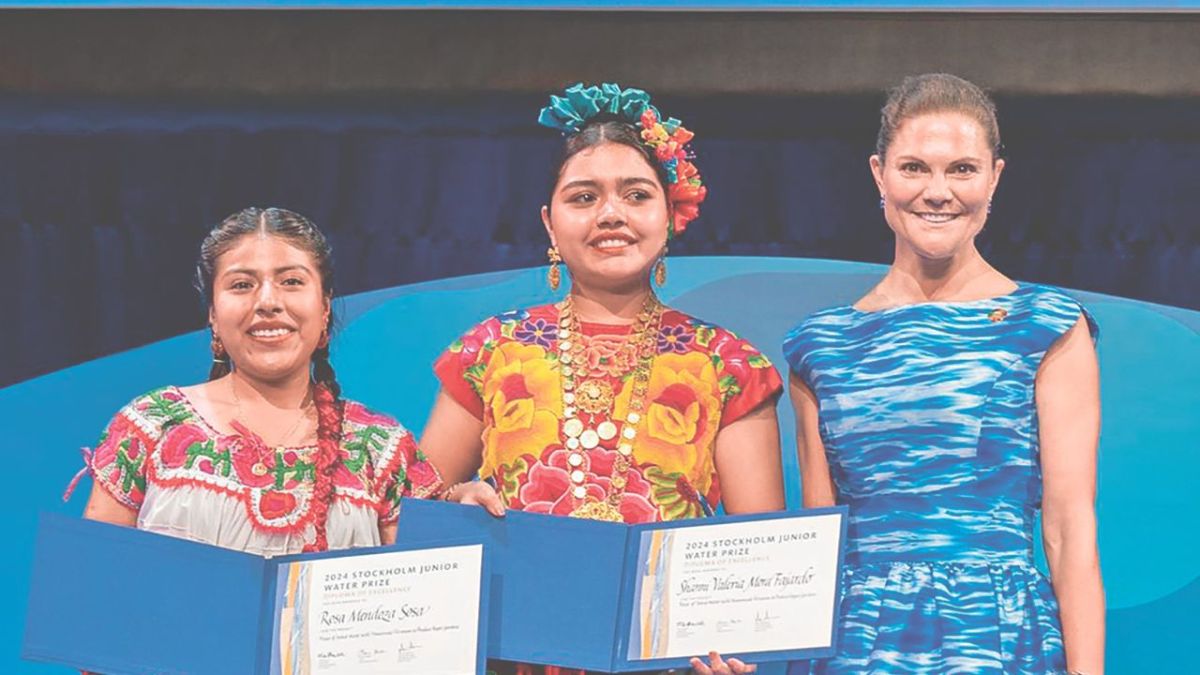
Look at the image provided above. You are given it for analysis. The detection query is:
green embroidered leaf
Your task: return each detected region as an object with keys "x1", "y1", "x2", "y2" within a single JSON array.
[
  {"x1": 217, "y1": 446, "x2": 232, "y2": 477},
  {"x1": 497, "y1": 456, "x2": 531, "y2": 501},
  {"x1": 464, "y1": 363, "x2": 488, "y2": 396},
  {"x1": 718, "y1": 375, "x2": 742, "y2": 403},
  {"x1": 747, "y1": 353, "x2": 771, "y2": 369},
  {"x1": 447, "y1": 338, "x2": 465, "y2": 353},
  {"x1": 643, "y1": 466, "x2": 703, "y2": 521},
  {"x1": 694, "y1": 324, "x2": 717, "y2": 348},
  {"x1": 718, "y1": 374, "x2": 739, "y2": 392},
  {"x1": 184, "y1": 439, "x2": 229, "y2": 477},
  {"x1": 711, "y1": 353, "x2": 725, "y2": 370},
  {"x1": 343, "y1": 426, "x2": 389, "y2": 473},
  {"x1": 272, "y1": 451, "x2": 289, "y2": 489},
  {"x1": 116, "y1": 441, "x2": 140, "y2": 492},
  {"x1": 298, "y1": 462, "x2": 316, "y2": 482},
  {"x1": 146, "y1": 391, "x2": 190, "y2": 428}
]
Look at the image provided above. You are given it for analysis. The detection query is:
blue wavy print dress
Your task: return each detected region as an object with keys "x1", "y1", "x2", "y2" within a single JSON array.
[{"x1": 782, "y1": 284, "x2": 1096, "y2": 674}]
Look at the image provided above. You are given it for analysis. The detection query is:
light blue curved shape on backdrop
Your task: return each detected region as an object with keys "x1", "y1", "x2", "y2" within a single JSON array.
[{"x1": 4, "y1": 257, "x2": 1197, "y2": 674}]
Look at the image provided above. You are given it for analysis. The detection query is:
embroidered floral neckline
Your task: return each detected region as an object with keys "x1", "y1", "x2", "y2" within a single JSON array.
[{"x1": 168, "y1": 385, "x2": 318, "y2": 452}]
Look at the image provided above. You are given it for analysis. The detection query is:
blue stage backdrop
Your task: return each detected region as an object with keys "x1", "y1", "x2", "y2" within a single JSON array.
[
  {"x1": 6, "y1": 257, "x2": 1198, "y2": 674},
  {"x1": 2, "y1": 94, "x2": 1197, "y2": 387}
]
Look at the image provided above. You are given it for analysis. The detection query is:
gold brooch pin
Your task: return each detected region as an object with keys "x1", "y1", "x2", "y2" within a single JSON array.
[{"x1": 988, "y1": 308, "x2": 1008, "y2": 323}]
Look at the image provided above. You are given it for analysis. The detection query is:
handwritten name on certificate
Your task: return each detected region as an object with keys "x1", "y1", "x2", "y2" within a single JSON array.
[
  {"x1": 273, "y1": 544, "x2": 484, "y2": 675},
  {"x1": 628, "y1": 514, "x2": 842, "y2": 660}
]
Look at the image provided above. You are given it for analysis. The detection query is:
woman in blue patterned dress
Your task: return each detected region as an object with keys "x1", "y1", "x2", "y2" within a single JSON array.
[{"x1": 783, "y1": 74, "x2": 1104, "y2": 674}]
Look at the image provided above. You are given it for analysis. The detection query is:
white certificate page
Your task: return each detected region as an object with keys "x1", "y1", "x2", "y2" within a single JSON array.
[
  {"x1": 273, "y1": 544, "x2": 484, "y2": 675},
  {"x1": 628, "y1": 514, "x2": 842, "y2": 660}
]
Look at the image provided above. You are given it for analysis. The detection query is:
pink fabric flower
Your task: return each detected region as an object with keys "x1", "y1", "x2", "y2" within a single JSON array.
[{"x1": 159, "y1": 423, "x2": 207, "y2": 469}]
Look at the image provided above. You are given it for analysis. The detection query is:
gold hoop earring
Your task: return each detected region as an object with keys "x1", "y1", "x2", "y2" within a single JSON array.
[
  {"x1": 653, "y1": 249, "x2": 668, "y2": 287},
  {"x1": 547, "y1": 246, "x2": 562, "y2": 291}
]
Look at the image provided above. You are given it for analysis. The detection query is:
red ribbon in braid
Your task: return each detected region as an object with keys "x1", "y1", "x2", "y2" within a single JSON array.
[{"x1": 304, "y1": 383, "x2": 343, "y2": 553}]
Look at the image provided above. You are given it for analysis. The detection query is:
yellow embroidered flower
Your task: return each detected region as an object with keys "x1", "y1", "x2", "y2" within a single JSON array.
[
  {"x1": 615, "y1": 352, "x2": 722, "y2": 494},
  {"x1": 480, "y1": 343, "x2": 562, "y2": 476}
]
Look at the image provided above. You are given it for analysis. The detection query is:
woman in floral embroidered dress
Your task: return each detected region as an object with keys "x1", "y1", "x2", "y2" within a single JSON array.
[
  {"x1": 420, "y1": 84, "x2": 786, "y2": 675},
  {"x1": 79, "y1": 207, "x2": 441, "y2": 556}
]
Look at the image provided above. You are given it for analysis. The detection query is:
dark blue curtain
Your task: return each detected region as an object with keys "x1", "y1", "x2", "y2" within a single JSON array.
[{"x1": 2, "y1": 93, "x2": 1196, "y2": 386}]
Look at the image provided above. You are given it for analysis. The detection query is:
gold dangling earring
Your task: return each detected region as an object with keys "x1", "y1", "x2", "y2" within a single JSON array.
[
  {"x1": 547, "y1": 246, "x2": 562, "y2": 291},
  {"x1": 210, "y1": 330, "x2": 227, "y2": 363},
  {"x1": 654, "y1": 248, "x2": 668, "y2": 287}
]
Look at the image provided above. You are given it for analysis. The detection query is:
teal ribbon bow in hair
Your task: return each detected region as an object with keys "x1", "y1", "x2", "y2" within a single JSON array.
[{"x1": 538, "y1": 82, "x2": 658, "y2": 134}]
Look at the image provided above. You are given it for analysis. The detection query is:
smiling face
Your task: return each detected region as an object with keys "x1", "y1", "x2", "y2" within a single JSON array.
[
  {"x1": 871, "y1": 111, "x2": 1004, "y2": 262},
  {"x1": 209, "y1": 234, "x2": 330, "y2": 385},
  {"x1": 542, "y1": 141, "x2": 670, "y2": 293}
]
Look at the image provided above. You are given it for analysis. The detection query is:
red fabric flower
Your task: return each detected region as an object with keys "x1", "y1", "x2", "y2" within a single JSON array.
[
  {"x1": 670, "y1": 126, "x2": 695, "y2": 145},
  {"x1": 669, "y1": 181, "x2": 707, "y2": 236}
]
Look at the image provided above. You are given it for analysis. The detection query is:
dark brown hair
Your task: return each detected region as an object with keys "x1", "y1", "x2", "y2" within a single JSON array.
[
  {"x1": 194, "y1": 206, "x2": 342, "y2": 552},
  {"x1": 877, "y1": 73, "x2": 1002, "y2": 162},
  {"x1": 195, "y1": 207, "x2": 339, "y2": 396}
]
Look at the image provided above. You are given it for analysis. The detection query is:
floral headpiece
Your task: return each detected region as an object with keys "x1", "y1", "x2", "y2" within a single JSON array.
[{"x1": 538, "y1": 82, "x2": 707, "y2": 239}]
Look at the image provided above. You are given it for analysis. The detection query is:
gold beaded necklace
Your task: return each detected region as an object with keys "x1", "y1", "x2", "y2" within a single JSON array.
[{"x1": 556, "y1": 293, "x2": 663, "y2": 522}]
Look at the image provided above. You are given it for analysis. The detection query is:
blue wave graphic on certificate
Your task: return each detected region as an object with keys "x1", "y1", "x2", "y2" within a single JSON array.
[
  {"x1": 636, "y1": 529, "x2": 674, "y2": 659},
  {"x1": 276, "y1": 561, "x2": 313, "y2": 675}
]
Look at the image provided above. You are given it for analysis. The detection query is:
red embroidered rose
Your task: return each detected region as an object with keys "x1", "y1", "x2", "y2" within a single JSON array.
[
  {"x1": 258, "y1": 490, "x2": 298, "y2": 521},
  {"x1": 159, "y1": 423, "x2": 207, "y2": 469},
  {"x1": 522, "y1": 446, "x2": 660, "y2": 523},
  {"x1": 652, "y1": 383, "x2": 707, "y2": 445},
  {"x1": 518, "y1": 461, "x2": 574, "y2": 514}
]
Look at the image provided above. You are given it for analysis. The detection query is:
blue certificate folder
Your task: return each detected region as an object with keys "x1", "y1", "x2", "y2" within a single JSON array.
[
  {"x1": 397, "y1": 499, "x2": 849, "y2": 672},
  {"x1": 23, "y1": 513, "x2": 491, "y2": 675}
]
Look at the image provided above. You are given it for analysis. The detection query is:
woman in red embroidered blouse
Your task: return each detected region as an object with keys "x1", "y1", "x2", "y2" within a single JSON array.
[
  {"x1": 421, "y1": 85, "x2": 785, "y2": 675},
  {"x1": 79, "y1": 208, "x2": 441, "y2": 556}
]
